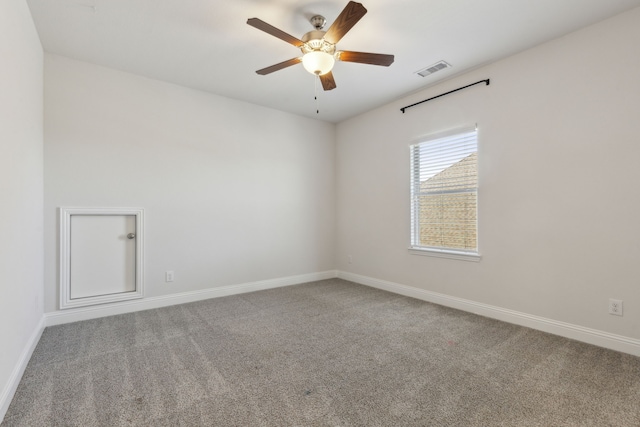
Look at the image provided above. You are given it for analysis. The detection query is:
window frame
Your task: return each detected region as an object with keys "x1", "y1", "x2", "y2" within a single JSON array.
[{"x1": 408, "y1": 126, "x2": 481, "y2": 262}]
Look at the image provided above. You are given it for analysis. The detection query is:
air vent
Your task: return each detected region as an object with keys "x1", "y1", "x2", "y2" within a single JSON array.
[{"x1": 416, "y1": 61, "x2": 451, "y2": 77}]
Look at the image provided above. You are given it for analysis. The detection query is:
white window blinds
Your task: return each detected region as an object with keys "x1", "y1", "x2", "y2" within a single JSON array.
[{"x1": 410, "y1": 127, "x2": 478, "y2": 253}]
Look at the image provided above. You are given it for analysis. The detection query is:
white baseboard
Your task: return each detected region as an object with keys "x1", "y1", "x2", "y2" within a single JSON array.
[
  {"x1": 338, "y1": 271, "x2": 640, "y2": 357},
  {"x1": 45, "y1": 270, "x2": 338, "y2": 327},
  {"x1": 0, "y1": 315, "x2": 45, "y2": 423}
]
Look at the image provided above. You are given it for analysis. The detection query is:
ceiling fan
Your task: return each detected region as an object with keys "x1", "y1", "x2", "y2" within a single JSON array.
[{"x1": 247, "y1": 1, "x2": 394, "y2": 91}]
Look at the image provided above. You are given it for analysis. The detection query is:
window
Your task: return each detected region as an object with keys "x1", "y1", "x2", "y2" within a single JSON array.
[{"x1": 410, "y1": 126, "x2": 479, "y2": 260}]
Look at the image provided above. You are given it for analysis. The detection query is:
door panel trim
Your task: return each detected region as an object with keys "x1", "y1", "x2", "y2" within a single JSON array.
[{"x1": 60, "y1": 207, "x2": 145, "y2": 309}]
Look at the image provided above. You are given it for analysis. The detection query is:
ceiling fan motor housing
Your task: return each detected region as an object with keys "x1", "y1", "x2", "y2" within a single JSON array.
[{"x1": 301, "y1": 31, "x2": 336, "y2": 55}]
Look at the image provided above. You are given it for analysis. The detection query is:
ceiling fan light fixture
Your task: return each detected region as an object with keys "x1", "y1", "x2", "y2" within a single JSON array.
[
  {"x1": 302, "y1": 51, "x2": 335, "y2": 76},
  {"x1": 248, "y1": 1, "x2": 394, "y2": 90}
]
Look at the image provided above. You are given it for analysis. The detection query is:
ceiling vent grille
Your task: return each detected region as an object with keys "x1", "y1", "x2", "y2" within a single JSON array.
[{"x1": 416, "y1": 61, "x2": 451, "y2": 77}]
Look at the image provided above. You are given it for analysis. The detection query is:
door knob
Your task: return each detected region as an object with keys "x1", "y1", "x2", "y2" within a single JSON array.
[{"x1": 127, "y1": 233, "x2": 136, "y2": 239}]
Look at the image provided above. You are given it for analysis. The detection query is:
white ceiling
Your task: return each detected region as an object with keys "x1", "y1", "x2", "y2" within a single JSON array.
[{"x1": 27, "y1": 0, "x2": 640, "y2": 123}]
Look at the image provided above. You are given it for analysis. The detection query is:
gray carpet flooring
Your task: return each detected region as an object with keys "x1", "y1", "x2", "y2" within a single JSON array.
[{"x1": 3, "y1": 278, "x2": 640, "y2": 426}]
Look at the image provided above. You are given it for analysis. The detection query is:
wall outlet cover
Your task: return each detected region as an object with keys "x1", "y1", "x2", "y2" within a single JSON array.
[{"x1": 609, "y1": 299, "x2": 623, "y2": 316}]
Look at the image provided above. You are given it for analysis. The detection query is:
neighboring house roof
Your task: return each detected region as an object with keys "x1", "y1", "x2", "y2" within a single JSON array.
[{"x1": 421, "y1": 152, "x2": 477, "y2": 193}]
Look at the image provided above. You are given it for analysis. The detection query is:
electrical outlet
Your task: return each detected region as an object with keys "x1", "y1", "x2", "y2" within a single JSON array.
[
  {"x1": 609, "y1": 299, "x2": 623, "y2": 316},
  {"x1": 166, "y1": 271, "x2": 174, "y2": 282},
  {"x1": 348, "y1": 255, "x2": 353, "y2": 264}
]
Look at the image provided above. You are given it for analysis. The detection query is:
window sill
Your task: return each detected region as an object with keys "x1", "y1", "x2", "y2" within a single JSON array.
[{"x1": 408, "y1": 247, "x2": 481, "y2": 262}]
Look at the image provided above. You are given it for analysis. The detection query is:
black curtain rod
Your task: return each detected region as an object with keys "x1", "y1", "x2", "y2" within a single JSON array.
[{"x1": 400, "y1": 79, "x2": 490, "y2": 113}]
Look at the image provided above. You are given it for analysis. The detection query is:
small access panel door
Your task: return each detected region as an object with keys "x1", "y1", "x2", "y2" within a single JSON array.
[{"x1": 60, "y1": 207, "x2": 144, "y2": 309}]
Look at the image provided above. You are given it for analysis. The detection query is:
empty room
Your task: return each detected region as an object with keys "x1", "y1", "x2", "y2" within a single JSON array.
[{"x1": 2, "y1": 0, "x2": 640, "y2": 425}]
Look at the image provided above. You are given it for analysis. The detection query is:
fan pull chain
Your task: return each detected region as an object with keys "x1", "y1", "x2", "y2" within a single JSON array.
[{"x1": 314, "y1": 75, "x2": 320, "y2": 114}]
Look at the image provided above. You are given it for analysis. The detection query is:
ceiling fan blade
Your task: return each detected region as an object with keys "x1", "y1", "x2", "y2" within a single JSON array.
[
  {"x1": 256, "y1": 57, "x2": 302, "y2": 75},
  {"x1": 320, "y1": 72, "x2": 337, "y2": 91},
  {"x1": 247, "y1": 18, "x2": 304, "y2": 47},
  {"x1": 323, "y1": 1, "x2": 367, "y2": 45},
  {"x1": 338, "y1": 51, "x2": 394, "y2": 66}
]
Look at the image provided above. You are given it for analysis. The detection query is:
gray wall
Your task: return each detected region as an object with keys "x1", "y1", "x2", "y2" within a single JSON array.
[
  {"x1": 336, "y1": 7, "x2": 640, "y2": 340},
  {"x1": 43, "y1": 55, "x2": 336, "y2": 313},
  {"x1": 0, "y1": 0, "x2": 44, "y2": 417}
]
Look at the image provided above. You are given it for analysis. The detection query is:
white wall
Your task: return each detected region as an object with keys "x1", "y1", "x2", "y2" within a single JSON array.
[
  {"x1": 336, "y1": 7, "x2": 640, "y2": 340},
  {"x1": 43, "y1": 55, "x2": 335, "y2": 313},
  {"x1": 0, "y1": 0, "x2": 44, "y2": 418}
]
